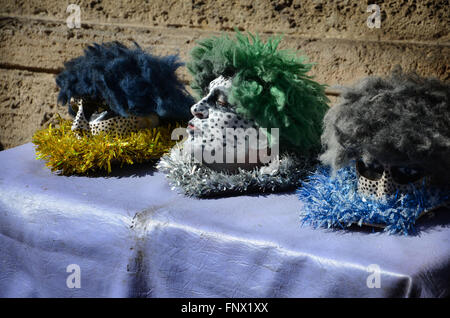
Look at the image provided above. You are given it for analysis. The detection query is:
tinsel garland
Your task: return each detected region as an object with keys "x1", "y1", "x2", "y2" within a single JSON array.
[
  {"x1": 297, "y1": 166, "x2": 449, "y2": 235},
  {"x1": 157, "y1": 145, "x2": 314, "y2": 198},
  {"x1": 32, "y1": 116, "x2": 181, "y2": 175}
]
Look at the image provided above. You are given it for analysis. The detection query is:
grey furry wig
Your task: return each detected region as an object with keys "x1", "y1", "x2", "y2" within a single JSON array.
[{"x1": 320, "y1": 71, "x2": 450, "y2": 185}]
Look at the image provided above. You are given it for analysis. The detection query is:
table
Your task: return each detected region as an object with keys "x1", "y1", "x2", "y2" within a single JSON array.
[{"x1": 0, "y1": 143, "x2": 449, "y2": 297}]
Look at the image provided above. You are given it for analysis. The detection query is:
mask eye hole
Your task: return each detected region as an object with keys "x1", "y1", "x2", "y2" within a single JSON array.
[
  {"x1": 216, "y1": 98, "x2": 228, "y2": 107},
  {"x1": 390, "y1": 166, "x2": 424, "y2": 184},
  {"x1": 81, "y1": 98, "x2": 100, "y2": 121},
  {"x1": 356, "y1": 159, "x2": 384, "y2": 181},
  {"x1": 81, "y1": 99, "x2": 115, "y2": 122},
  {"x1": 215, "y1": 90, "x2": 230, "y2": 108}
]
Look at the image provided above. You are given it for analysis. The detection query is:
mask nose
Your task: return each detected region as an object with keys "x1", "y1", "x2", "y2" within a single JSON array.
[
  {"x1": 71, "y1": 102, "x2": 90, "y2": 133},
  {"x1": 190, "y1": 100, "x2": 209, "y2": 119}
]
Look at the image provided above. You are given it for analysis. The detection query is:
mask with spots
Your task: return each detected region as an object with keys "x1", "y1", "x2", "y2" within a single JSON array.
[
  {"x1": 33, "y1": 41, "x2": 195, "y2": 175},
  {"x1": 356, "y1": 159, "x2": 426, "y2": 198},
  {"x1": 297, "y1": 71, "x2": 450, "y2": 234},
  {"x1": 158, "y1": 31, "x2": 331, "y2": 197},
  {"x1": 183, "y1": 76, "x2": 270, "y2": 172},
  {"x1": 70, "y1": 98, "x2": 159, "y2": 136}
]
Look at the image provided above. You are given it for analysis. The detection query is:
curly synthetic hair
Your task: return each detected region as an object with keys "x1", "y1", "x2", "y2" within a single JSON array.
[
  {"x1": 187, "y1": 31, "x2": 329, "y2": 152},
  {"x1": 320, "y1": 70, "x2": 450, "y2": 184},
  {"x1": 56, "y1": 41, "x2": 193, "y2": 120}
]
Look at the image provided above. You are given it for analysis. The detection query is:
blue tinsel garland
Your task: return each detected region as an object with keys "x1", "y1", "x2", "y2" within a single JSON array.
[{"x1": 297, "y1": 166, "x2": 449, "y2": 235}]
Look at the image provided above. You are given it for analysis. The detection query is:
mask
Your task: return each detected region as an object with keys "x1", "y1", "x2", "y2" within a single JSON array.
[
  {"x1": 183, "y1": 76, "x2": 269, "y2": 171},
  {"x1": 298, "y1": 71, "x2": 450, "y2": 235},
  {"x1": 158, "y1": 31, "x2": 329, "y2": 197},
  {"x1": 356, "y1": 159, "x2": 426, "y2": 198},
  {"x1": 70, "y1": 98, "x2": 159, "y2": 136}
]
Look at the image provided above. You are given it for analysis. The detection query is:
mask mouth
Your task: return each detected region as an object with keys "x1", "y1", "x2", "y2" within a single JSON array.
[
  {"x1": 356, "y1": 159, "x2": 426, "y2": 198},
  {"x1": 187, "y1": 119, "x2": 201, "y2": 134}
]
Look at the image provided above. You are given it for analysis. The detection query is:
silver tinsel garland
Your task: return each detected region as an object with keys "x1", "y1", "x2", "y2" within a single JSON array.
[{"x1": 157, "y1": 145, "x2": 315, "y2": 198}]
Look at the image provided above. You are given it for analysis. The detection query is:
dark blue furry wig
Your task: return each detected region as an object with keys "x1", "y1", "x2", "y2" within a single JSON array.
[{"x1": 56, "y1": 41, "x2": 194, "y2": 120}]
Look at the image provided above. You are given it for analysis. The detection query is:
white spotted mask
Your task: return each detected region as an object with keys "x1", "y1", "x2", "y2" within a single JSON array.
[
  {"x1": 70, "y1": 98, "x2": 159, "y2": 136},
  {"x1": 356, "y1": 159, "x2": 426, "y2": 198},
  {"x1": 184, "y1": 76, "x2": 270, "y2": 171}
]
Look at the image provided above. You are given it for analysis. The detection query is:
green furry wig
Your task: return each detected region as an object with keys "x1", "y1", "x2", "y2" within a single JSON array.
[{"x1": 187, "y1": 31, "x2": 329, "y2": 152}]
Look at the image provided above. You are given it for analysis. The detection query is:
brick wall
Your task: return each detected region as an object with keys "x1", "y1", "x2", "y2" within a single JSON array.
[{"x1": 0, "y1": 0, "x2": 448, "y2": 149}]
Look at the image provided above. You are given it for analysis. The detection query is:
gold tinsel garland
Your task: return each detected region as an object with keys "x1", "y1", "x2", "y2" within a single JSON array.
[{"x1": 32, "y1": 116, "x2": 182, "y2": 175}]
